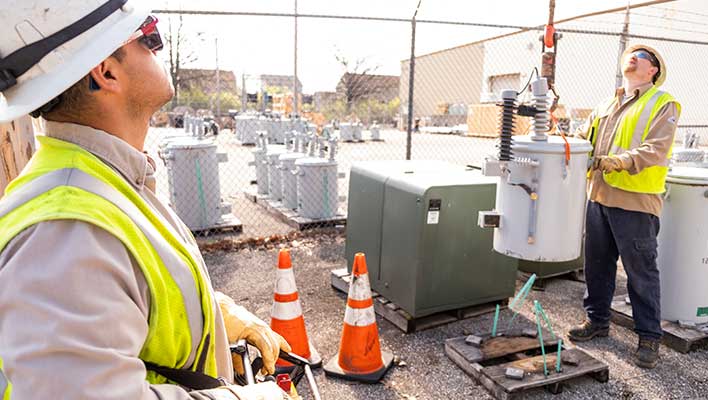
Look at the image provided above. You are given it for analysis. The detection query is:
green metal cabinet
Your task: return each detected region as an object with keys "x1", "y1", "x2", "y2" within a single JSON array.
[{"x1": 345, "y1": 161, "x2": 517, "y2": 318}]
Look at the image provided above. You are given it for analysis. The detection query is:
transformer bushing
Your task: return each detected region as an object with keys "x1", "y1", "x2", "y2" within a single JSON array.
[
  {"x1": 529, "y1": 77, "x2": 551, "y2": 141},
  {"x1": 497, "y1": 90, "x2": 517, "y2": 162}
]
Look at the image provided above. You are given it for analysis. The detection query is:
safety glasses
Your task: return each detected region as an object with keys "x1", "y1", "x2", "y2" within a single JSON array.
[
  {"x1": 631, "y1": 50, "x2": 658, "y2": 67},
  {"x1": 124, "y1": 15, "x2": 163, "y2": 52}
]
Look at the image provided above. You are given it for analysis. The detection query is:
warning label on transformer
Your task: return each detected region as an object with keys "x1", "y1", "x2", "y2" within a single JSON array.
[{"x1": 427, "y1": 199, "x2": 441, "y2": 224}]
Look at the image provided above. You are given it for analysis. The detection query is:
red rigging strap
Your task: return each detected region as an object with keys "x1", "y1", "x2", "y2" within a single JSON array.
[{"x1": 544, "y1": 24, "x2": 556, "y2": 49}]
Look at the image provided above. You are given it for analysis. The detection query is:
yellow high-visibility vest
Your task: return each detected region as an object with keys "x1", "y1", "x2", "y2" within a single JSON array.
[
  {"x1": 0, "y1": 357, "x2": 10, "y2": 400},
  {"x1": 0, "y1": 136, "x2": 218, "y2": 385},
  {"x1": 589, "y1": 86, "x2": 681, "y2": 194}
]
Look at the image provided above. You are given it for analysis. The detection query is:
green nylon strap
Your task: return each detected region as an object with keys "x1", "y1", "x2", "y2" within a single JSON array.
[{"x1": 3, "y1": 136, "x2": 216, "y2": 377}]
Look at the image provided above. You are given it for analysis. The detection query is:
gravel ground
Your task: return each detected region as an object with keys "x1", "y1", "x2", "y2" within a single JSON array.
[{"x1": 201, "y1": 233, "x2": 708, "y2": 400}]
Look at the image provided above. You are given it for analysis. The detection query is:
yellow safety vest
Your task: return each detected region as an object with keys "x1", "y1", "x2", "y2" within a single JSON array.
[
  {"x1": 589, "y1": 86, "x2": 681, "y2": 194},
  {"x1": 0, "y1": 136, "x2": 218, "y2": 386},
  {"x1": 0, "y1": 357, "x2": 10, "y2": 400}
]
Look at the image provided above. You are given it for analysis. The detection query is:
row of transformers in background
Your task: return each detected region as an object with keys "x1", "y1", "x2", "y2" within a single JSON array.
[
  {"x1": 251, "y1": 129, "x2": 342, "y2": 220},
  {"x1": 234, "y1": 113, "x2": 382, "y2": 144}
]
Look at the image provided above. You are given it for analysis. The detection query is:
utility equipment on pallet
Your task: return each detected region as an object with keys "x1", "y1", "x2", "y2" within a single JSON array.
[{"x1": 345, "y1": 160, "x2": 518, "y2": 318}]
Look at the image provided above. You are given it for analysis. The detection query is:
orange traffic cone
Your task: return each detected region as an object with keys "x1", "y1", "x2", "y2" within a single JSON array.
[
  {"x1": 271, "y1": 249, "x2": 321, "y2": 371},
  {"x1": 324, "y1": 252, "x2": 393, "y2": 383}
]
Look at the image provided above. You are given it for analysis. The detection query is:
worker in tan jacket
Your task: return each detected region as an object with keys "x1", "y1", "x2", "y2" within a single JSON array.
[
  {"x1": 0, "y1": 1, "x2": 292, "y2": 398},
  {"x1": 568, "y1": 44, "x2": 680, "y2": 369}
]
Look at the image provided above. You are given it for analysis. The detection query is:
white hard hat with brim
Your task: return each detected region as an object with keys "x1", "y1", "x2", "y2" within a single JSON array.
[{"x1": 0, "y1": 0, "x2": 151, "y2": 123}]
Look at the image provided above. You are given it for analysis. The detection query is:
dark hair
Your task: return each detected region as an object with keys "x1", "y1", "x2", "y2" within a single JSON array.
[{"x1": 30, "y1": 47, "x2": 125, "y2": 119}]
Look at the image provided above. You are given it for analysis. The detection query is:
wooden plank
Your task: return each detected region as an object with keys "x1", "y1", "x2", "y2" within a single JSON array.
[
  {"x1": 191, "y1": 214, "x2": 243, "y2": 235},
  {"x1": 412, "y1": 313, "x2": 459, "y2": 332},
  {"x1": 245, "y1": 194, "x2": 347, "y2": 230},
  {"x1": 447, "y1": 340, "x2": 609, "y2": 400},
  {"x1": 481, "y1": 348, "x2": 608, "y2": 396},
  {"x1": 1, "y1": 116, "x2": 36, "y2": 194},
  {"x1": 457, "y1": 300, "x2": 508, "y2": 320},
  {"x1": 445, "y1": 330, "x2": 557, "y2": 364},
  {"x1": 330, "y1": 269, "x2": 350, "y2": 294},
  {"x1": 610, "y1": 295, "x2": 708, "y2": 353}
]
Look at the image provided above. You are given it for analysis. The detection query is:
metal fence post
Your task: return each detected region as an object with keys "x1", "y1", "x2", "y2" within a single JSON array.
[{"x1": 406, "y1": 15, "x2": 418, "y2": 160}]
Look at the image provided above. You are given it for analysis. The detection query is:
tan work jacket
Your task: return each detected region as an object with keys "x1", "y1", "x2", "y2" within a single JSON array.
[
  {"x1": 577, "y1": 82, "x2": 679, "y2": 217},
  {"x1": 0, "y1": 121, "x2": 238, "y2": 399}
]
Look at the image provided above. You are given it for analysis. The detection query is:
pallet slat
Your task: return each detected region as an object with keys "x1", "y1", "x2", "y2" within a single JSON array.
[
  {"x1": 610, "y1": 295, "x2": 708, "y2": 353},
  {"x1": 191, "y1": 214, "x2": 243, "y2": 235},
  {"x1": 244, "y1": 189, "x2": 347, "y2": 230},
  {"x1": 445, "y1": 332, "x2": 609, "y2": 400},
  {"x1": 330, "y1": 268, "x2": 504, "y2": 333}
]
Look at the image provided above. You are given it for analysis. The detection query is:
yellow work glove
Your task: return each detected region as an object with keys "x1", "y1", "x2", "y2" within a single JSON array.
[
  {"x1": 216, "y1": 382, "x2": 292, "y2": 400},
  {"x1": 215, "y1": 292, "x2": 292, "y2": 376},
  {"x1": 593, "y1": 155, "x2": 625, "y2": 173}
]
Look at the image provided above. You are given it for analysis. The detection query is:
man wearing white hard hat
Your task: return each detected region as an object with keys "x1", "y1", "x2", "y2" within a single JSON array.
[
  {"x1": 0, "y1": 1, "x2": 293, "y2": 398},
  {"x1": 568, "y1": 44, "x2": 680, "y2": 369}
]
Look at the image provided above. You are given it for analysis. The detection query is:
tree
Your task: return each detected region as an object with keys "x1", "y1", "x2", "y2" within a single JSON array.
[
  {"x1": 164, "y1": 15, "x2": 199, "y2": 109},
  {"x1": 334, "y1": 53, "x2": 381, "y2": 113}
]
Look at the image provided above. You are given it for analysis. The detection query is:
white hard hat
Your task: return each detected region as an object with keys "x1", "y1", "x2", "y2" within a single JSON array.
[
  {"x1": 0, "y1": 0, "x2": 151, "y2": 123},
  {"x1": 623, "y1": 44, "x2": 666, "y2": 87}
]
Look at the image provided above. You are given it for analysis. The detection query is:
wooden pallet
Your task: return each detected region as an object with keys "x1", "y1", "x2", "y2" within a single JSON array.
[
  {"x1": 610, "y1": 295, "x2": 708, "y2": 353},
  {"x1": 244, "y1": 189, "x2": 347, "y2": 231},
  {"x1": 191, "y1": 213, "x2": 243, "y2": 235},
  {"x1": 330, "y1": 268, "x2": 506, "y2": 333},
  {"x1": 445, "y1": 330, "x2": 609, "y2": 400}
]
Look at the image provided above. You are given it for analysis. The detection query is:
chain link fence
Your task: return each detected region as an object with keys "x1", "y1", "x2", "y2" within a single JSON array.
[{"x1": 147, "y1": 0, "x2": 708, "y2": 239}]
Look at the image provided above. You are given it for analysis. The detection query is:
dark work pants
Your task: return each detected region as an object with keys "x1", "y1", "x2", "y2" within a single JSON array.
[{"x1": 583, "y1": 201, "x2": 662, "y2": 340}]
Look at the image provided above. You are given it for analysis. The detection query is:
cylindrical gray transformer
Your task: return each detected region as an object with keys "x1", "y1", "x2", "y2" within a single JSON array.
[
  {"x1": 294, "y1": 157, "x2": 339, "y2": 219},
  {"x1": 161, "y1": 137, "x2": 230, "y2": 231},
  {"x1": 279, "y1": 151, "x2": 306, "y2": 210},
  {"x1": 266, "y1": 146, "x2": 287, "y2": 201}
]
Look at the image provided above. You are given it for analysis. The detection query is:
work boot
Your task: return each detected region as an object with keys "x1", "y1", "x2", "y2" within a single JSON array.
[
  {"x1": 567, "y1": 320, "x2": 609, "y2": 342},
  {"x1": 633, "y1": 338, "x2": 660, "y2": 369}
]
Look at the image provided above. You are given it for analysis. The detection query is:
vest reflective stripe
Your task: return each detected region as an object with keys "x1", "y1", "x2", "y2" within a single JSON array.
[
  {"x1": 608, "y1": 89, "x2": 664, "y2": 155},
  {"x1": 0, "y1": 169, "x2": 204, "y2": 370},
  {"x1": 0, "y1": 358, "x2": 10, "y2": 400},
  {"x1": 0, "y1": 137, "x2": 218, "y2": 381},
  {"x1": 591, "y1": 87, "x2": 681, "y2": 194}
]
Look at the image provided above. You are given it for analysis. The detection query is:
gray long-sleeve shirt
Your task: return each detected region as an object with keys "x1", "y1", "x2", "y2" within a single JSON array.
[{"x1": 0, "y1": 121, "x2": 239, "y2": 399}]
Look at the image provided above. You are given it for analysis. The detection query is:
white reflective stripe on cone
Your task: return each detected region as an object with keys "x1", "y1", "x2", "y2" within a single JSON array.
[
  {"x1": 344, "y1": 305, "x2": 376, "y2": 326},
  {"x1": 275, "y1": 268, "x2": 297, "y2": 294},
  {"x1": 272, "y1": 300, "x2": 303, "y2": 320},
  {"x1": 348, "y1": 273, "x2": 372, "y2": 301}
]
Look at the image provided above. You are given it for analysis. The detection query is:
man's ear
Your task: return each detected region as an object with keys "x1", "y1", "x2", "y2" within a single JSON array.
[{"x1": 89, "y1": 57, "x2": 123, "y2": 94}]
